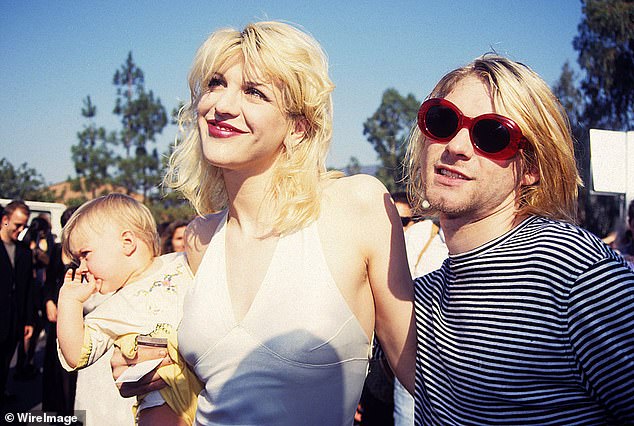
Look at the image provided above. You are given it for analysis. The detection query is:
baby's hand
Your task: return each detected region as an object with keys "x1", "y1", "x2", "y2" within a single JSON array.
[{"x1": 59, "y1": 268, "x2": 102, "y2": 304}]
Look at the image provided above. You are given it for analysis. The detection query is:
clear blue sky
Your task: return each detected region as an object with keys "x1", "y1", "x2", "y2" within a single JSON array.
[{"x1": 0, "y1": 0, "x2": 583, "y2": 184}]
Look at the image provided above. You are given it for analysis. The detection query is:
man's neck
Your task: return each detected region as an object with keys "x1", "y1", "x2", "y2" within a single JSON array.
[
  {"x1": 0, "y1": 231, "x2": 14, "y2": 245},
  {"x1": 441, "y1": 209, "x2": 526, "y2": 255}
]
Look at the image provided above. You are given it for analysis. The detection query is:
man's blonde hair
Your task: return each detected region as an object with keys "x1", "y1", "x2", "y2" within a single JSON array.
[
  {"x1": 164, "y1": 21, "x2": 342, "y2": 235},
  {"x1": 61, "y1": 193, "x2": 160, "y2": 264},
  {"x1": 406, "y1": 54, "x2": 581, "y2": 223}
]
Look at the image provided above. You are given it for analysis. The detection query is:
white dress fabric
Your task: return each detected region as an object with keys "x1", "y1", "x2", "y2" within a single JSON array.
[{"x1": 179, "y1": 211, "x2": 371, "y2": 425}]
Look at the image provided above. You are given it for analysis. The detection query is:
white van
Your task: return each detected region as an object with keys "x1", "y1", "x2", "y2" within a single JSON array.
[{"x1": 0, "y1": 198, "x2": 67, "y2": 242}]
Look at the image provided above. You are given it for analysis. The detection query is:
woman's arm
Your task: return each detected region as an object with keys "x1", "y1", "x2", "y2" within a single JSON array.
[
  {"x1": 349, "y1": 175, "x2": 417, "y2": 393},
  {"x1": 184, "y1": 213, "x2": 222, "y2": 275}
]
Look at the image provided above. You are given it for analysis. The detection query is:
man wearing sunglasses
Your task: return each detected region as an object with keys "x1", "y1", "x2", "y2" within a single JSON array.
[{"x1": 405, "y1": 54, "x2": 634, "y2": 425}]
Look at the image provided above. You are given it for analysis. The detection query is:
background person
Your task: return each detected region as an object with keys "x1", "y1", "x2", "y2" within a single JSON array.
[
  {"x1": 14, "y1": 216, "x2": 54, "y2": 381},
  {"x1": 614, "y1": 199, "x2": 634, "y2": 268},
  {"x1": 392, "y1": 191, "x2": 447, "y2": 279},
  {"x1": 160, "y1": 219, "x2": 189, "y2": 254},
  {"x1": 42, "y1": 207, "x2": 78, "y2": 416},
  {"x1": 0, "y1": 200, "x2": 34, "y2": 406},
  {"x1": 406, "y1": 54, "x2": 634, "y2": 424}
]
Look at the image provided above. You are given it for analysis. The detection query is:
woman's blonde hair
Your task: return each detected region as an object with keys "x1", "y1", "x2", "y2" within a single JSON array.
[
  {"x1": 61, "y1": 193, "x2": 160, "y2": 264},
  {"x1": 163, "y1": 21, "x2": 342, "y2": 235},
  {"x1": 406, "y1": 54, "x2": 581, "y2": 223}
]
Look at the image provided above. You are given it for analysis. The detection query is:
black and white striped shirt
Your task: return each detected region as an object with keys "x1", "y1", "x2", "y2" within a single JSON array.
[{"x1": 414, "y1": 216, "x2": 634, "y2": 425}]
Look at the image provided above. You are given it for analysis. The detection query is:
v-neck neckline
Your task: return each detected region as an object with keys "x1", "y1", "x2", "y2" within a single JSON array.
[{"x1": 219, "y1": 211, "x2": 282, "y2": 325}]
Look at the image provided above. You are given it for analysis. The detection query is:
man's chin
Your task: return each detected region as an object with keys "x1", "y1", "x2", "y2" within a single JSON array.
[{"x1": 429, "y1": 199, "x2": 470, "y2": 219}]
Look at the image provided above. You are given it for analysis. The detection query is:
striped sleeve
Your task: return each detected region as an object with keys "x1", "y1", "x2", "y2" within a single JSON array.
[{"x1": 569, "y1": 257, "x2": 634, "y2": 423}]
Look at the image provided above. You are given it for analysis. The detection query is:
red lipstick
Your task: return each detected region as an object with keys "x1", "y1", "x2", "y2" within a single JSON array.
[{"x1": 206, "y1": 120, "x2": 246, "y2": 138}]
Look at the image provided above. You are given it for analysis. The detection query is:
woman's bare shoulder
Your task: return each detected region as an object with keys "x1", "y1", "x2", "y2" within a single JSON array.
[
  {"x1": 322, "y1": 174, "x2": 390, "y2": 211},
  {"x1": 319, "y1": 174, "x2": 394, "y2": 245},
  {"x1": 185, "y1": 211, "x2": 225, "y2": 274},
  {"x1": 187, "y1": 212, "x2": 224, "y2": 240}
]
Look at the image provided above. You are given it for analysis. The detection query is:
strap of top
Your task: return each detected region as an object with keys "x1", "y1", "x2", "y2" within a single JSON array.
[{"x1": 414, "y1": 223, "x2": 440, "y2": 269}]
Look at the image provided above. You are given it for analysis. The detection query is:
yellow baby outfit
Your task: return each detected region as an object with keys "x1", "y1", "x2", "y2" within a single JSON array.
[{"x1": 116, "y1": 325, "x2": 202, "y2": 425}]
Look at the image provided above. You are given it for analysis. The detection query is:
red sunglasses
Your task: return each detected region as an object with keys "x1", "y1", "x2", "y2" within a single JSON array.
[{"x1": 417, "y1": 98, "x2": 526, "y2": 160}]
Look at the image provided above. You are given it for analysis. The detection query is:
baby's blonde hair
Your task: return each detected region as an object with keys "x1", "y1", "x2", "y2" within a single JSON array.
[
  {"x1": 163, "y1": 21, "x2": 342, "y2": 235},
  {"x1": 62, "y1": 193, "x2": 160, "y2": 264}
]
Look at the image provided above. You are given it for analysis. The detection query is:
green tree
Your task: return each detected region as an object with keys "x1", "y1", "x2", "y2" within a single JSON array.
[
  {"x1": 345, "y1": 156, "x2": 362, "y2": 176},
  {"x1": 149, "y1": 189, "x2": 196, "y2": 225},
  {"x1": 112, "y1": 52, "x2": 168, "y2": 200},
  {"x1": 70, "y1": 96, "x2": 114, "y2": 199},
  {"x1": 553, "y1": 60, "x2": 622, "y2": 237},
  {"x1": 149, "y1": 131, "x2": 194, "y2": 219},
  {"x1": 363, "y1": 88, "x2": 420, "y2": 192},
  {"x1": 0, "y1": 158, "x2": 55, "y2": 201},
  {"x1": 563, "y1": 0, "x2": 634, "y2": 237},
  {"x1": 170, "y1": 102, "x2": 185, "y2": 126},
  {"x1": 552, "y1": 61, "x2": 584, "y2": 138},
  {"x1": 573, "y1": 0, "x2": 634, "y2": 130},
  {"x1": 552, "y1": 61, "x2": 588, "y2": 220}
]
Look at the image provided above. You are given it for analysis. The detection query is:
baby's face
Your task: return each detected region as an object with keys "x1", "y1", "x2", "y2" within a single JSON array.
[{"x1": 70, "y1": 227, "x2": 128, "y2": 294}]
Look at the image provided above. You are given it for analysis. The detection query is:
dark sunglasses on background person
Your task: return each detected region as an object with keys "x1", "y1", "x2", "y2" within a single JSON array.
[{"x1": 417, "y1": 98, "x2": 527, "y2": 160}]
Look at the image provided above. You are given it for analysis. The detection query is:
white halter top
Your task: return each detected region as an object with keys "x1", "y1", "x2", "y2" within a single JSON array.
[{"x1": 178, "y1": 211, "x2": 370, "y2": 425}]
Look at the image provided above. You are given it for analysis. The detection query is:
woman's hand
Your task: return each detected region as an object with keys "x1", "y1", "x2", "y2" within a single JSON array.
[{"x1": 110, "y1": 345, "x2": 173, "y2": 397}]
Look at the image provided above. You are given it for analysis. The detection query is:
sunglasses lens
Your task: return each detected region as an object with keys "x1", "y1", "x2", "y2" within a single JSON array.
[
  {"x1": 472, "y1": 119, "x2": 511, "y2": 153},
  {"x1": 425, "y1": 105, "x2": 459, "y2": 139}
]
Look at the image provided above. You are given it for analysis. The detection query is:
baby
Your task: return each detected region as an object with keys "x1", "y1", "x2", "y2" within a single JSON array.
[{"x1": 57, "y1": 193, "x2": 200, "y2": 425}]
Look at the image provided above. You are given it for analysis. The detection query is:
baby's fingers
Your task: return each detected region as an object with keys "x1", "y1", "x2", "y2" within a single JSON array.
[{"x1": 63, "y1": 268, "x2": 75, "y2": 284}]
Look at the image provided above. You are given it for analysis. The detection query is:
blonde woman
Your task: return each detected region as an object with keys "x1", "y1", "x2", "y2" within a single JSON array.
[{"x1": 113, "y1": 21, "x2": 415, "y2": 425}]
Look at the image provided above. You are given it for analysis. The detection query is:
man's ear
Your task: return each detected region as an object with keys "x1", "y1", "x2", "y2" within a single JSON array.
[
  {"x1": 121, "y1": 230, "x2": 137, "y2": 256},
  {"x1": 521, "y1": 165, "x2": 540, "y2": 186},
  {"x1": 519, "y1": 150, "x2": 540, "y2": 187}
]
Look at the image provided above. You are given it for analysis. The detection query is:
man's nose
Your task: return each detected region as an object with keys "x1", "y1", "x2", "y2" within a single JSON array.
[{"x1": 444, "y1": 127, "x2": 474, "y2": 159}]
